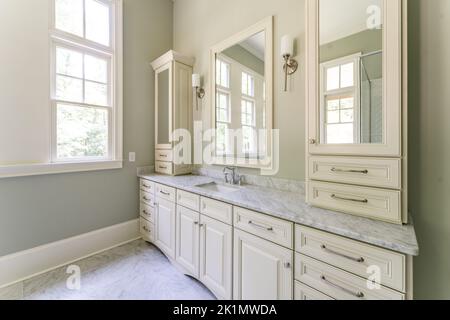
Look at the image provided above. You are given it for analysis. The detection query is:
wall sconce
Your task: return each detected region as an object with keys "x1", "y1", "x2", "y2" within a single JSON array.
[
  {"x1": 281, "y1": 35, "x2": 298, "y2": 92},
  {"x1": 192, "y1": 74, "x2": 205, "y2": 110}
]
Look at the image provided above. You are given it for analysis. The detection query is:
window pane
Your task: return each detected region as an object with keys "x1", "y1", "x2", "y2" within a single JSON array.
[
  {"x1": 85, "y1": 81, "x2": 108, "y2": 106},
  {"x1": 340, "y1": 63, "x2": 354, "y2": 88},
  {"x1": 341, "y1": 109, "x2": 354, "y2": 122},
  {"x1": 326, "y1": 66, "x2": 340, "y2": 91},
  {"x1": 341, "y1": 97, "x2": 354, "y2": 109},
  {"x1": 85, "y1": 0, "x2": 110, "y2": 46},
  {"x1": 242, "y1": 73, "x2": 248, "y2": 95},
  {"x1": 56, "y1": 75, "x2": 83, "y2": 102},
  {"x1": 55, "y1": 0, "x2": 83, "y2": 37},
  {"x1": 327, "y1": 110, "x2": 340, "y2": 124},
  {"x1": 57, "y1": 104, "x2": 108, "y2": 159},
  {"x1": 85, "y1": 55, "x2": 108, "y2": 83},
  {"x1": 216, "y1": 123, "x2": 228, "y2": 154},
  {"x1": 216, "y1": 61, "x2": 221, "y2": 85},
  {"x1": 327, "y1": 99, "x2": 339, "y2": 111},
  {"x1": 221, "y1": 63, "x2": 229, "y2": 88},
  {"x1": 327, "y1": 123, "x2": 354, "y2": 144},
  {"x1": 56, "y1": 47, "x2": 83, "y2": 78}
]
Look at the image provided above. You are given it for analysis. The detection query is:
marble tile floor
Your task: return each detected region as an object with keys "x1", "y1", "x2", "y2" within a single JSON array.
[{"x1": 1, "y1": 240, "x2": 216, "y2": 300}]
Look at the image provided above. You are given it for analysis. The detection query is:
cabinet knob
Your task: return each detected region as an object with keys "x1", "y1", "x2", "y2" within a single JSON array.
[
  {"x1": 309, "y1": 138, "x2": 317, "y2": 145},
  {"x1": 284, "y1": 262, "x2": 291, "y2": 269}
]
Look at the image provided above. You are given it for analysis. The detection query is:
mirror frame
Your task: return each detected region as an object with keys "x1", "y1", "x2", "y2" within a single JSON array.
[
  {"x1": 210, "y1": 16, "x2": 274, "y2": 169},
  {"x1": 306, "y1": 0, "x2": 402, "y2": 157}
]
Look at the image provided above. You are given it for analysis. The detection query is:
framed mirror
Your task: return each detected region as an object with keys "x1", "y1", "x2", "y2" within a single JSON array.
[
  {"x1": 307, "y1": 0, "x2": 402, "y2": 156},
  {"x1": 210, "y1": 17, "x2": 273, "y2": 168}
]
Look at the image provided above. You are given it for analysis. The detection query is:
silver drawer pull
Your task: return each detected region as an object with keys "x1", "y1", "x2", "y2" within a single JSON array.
[
  {"x1": 331, "y1": 168, "x2": 369, "y2": 174},
  {"x1": 331, "y1": 194, "x2": 368, "y2": 204},
  {"x1": 160, "y1": 191, "x2": 170, "y2": 196},
  {"x1": 320, "y1": 275, "x2": 364, "y2": 299},
  {"x1": 321, "y1": 245, "x2": 365, "y2": 263},
  {"x1": 142, "y1": 210, "x2": 150, "y2": 216},
  {"x1": 248, "y1": 221, "x2": 274, "y2": 232},
  {"x1": 142, "y1": 226, "x2": 151, "y2": 233},
  {"x1": 143, "y1": 197, "x2": 152, "y2": 202},
  {"x1": 159, "y1": 154, "x2": 168, "y2": 158},
  {"x1": 143, "y1": 184, "x2": 152, "y2": 188},
  {"x1": 284, "y1": 262, "x2": 291, "y2": 269}
]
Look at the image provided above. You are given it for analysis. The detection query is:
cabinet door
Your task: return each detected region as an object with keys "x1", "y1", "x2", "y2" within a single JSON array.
[
  {"x1": 155, "y1": 198, "x2": 176, "y2": 259},
  {"x1": 199, "y1": 215, "x2": 232, "y2": 300},
  {"x1": 233, "y1": 229, "x2": 293, "y2": 300},
  {"x1": 176, "y1": 206, "x2": 200, "y2": 278}
]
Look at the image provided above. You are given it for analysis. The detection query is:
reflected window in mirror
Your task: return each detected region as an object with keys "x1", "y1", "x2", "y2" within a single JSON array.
[{"x1": 319, "y1": 0, "x2": 383, "y2": 145}]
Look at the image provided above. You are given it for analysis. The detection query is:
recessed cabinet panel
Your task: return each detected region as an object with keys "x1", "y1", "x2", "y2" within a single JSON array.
[
  {"x1": 233, "y1": 229, "x2": 293, "y2": 300},
  {"x1": 176, "y1": 206, "x2": 200, "y2": 278},
  {"x1": 199, "y1": 215, "x2": 233, "y2": 300},
  {"x1": 156, "y1": 66, "x2": 171, "y2": 148},
  {"x1": 294, "y1": 281, "x2": 333, "y2": 300},
  {"x1": 154, "y1": 198, "x2": 176, "y2": 260}
]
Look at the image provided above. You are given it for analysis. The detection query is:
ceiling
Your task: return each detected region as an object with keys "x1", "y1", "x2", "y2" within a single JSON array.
[
  {"x1": 239, "y1": 31, "x2": 265, "y2": 61},
  {"x1": 320, "y1": 0, "x2": 382, "y2": 45}
]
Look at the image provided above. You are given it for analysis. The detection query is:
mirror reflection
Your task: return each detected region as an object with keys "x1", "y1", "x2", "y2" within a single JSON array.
[
  {"x1": 320, "y1": 0, "x2": 383, "y2": 144},
  {"x1": 215, "y1": 31, "x2": 267, "y2": 159}
]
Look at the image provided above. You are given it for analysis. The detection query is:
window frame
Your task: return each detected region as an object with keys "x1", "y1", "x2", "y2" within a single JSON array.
[
  {"x1": 320, "y1": 53, "x2": 361, "y2": 144},
  {"x1": 49, "y1": 0, "x2": 123, "y2": 165}
]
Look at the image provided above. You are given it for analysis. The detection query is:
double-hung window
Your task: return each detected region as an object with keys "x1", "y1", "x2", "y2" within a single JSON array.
[
  {"x1": 51, "y1": 0, "x2": 122, "y2": 163},
  {"x1": 320, "y1": 54, "x2": 360, "y2": 144},
  {"x1": 216, "y1": 59, "x2": 231, "y2": 156}
]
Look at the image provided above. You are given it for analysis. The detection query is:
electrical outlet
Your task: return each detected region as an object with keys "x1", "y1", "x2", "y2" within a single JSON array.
[{"x1": 129, "y1": 152, "x2": 136, "y2": 162}]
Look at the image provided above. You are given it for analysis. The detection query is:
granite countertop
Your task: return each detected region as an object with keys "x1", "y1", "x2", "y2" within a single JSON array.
[{"x1": 139, "y1": 174, "x2": 419, "y2": 256}]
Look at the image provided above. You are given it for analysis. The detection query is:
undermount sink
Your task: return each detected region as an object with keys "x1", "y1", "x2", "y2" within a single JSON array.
[{"x1": 195, "y1": 182, "x2": 240, "y2": 194}]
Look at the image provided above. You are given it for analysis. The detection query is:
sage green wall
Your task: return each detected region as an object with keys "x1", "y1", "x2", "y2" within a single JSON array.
[
  {"x1": 0, "y1": 0, "x2": 173, "y2": 257},
  {"x1": 409, "y1": 0, "x2": 450, "y2": 300},
  {"x1": 173, "y1": 0, "x2": 305, "y2": 180},
  {"x1": 223, "y1": 45, "x2": 265, "y2": 76},
  {"x1": 320, "y1": 29, "x2": 382, "y2": 79}
]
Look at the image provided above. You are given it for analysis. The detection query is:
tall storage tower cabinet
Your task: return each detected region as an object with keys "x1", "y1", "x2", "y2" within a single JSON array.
[{"x1": 151, "y1": 50, "x2": 194, "y2": 176}]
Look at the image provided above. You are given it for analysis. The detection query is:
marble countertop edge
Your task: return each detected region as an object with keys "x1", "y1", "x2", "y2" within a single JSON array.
[{"x1": 138, "y1": 174, "x2": 419, "y2": 256}]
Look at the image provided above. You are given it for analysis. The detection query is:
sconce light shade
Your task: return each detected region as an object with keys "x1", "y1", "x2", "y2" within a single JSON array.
[
  {"x1": 192, "y1": 74, "x2": 201, "y2": 88},
  {"x1": 281, "y1": 35, "x2": 294, "y2": 57}
]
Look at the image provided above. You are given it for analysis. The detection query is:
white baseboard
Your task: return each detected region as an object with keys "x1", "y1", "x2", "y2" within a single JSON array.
[{"x1": 0, "y1": 219, "x2": 141, "y2": 289}]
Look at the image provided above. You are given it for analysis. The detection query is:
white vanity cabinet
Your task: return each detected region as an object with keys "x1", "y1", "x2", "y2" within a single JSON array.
[
  {"x1": 151, "y1": 50, "x2": 194, "y2": 176},
  {"x1": 154, "y1": 195, "x2": 177, "y2": 260},
  {"x1": 139, "y1": 178, "x2": 414, "y2": 301},
  {"x1": 199, "y1": 214, "x2": 233, "y2": 300},
  {"x1": 233, "y1": 229, "x2": 293, "y2": 300},
  {"x1": 305, "y1": 0, "x2": 408, "y2": 224}
]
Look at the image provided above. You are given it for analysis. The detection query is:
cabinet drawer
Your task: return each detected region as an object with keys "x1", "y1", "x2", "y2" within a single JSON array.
[
  {"x1": 140, "y1": 202, "x2": 155, "y2": 223},
  {"x1": 234, "y1": 207, "x2": 293, "y2": 249},
  {"x1": 177, "y1": 190, "x2": 200, "y2": 212},
  {"x1": 140, "y1": 179, "x2": 155, "y2": 193},
  {"x1": 201, "y1": 197, "x2": 233, "y2": 225},
  {"x1": 140, "y1": 190, "x2": 154, "y2": 206},
  {"x1": 155, "y1": 183, "x2": 176, "y2": 203},
  {"x1": 140, "y1": 217, "x2": 154, "y2": 242},
  {"x1": 309, "y1": 157, "x2": 401, "y2": 189},
  {"x1": 295, "y1": 281, "x2": 333, "y2": 300},
  {"x1": 295, "y1": 254, "x2": 405, "y2": 300},
  {"x1": 308, "y1": 181, "x2": 402, "y2": 224},
  {"x1": 295, "y1": 225, "x2": 406, "y2": 292},
  {"x1": 156, "y1": 149, "x2": 173, "y2": 162},
  {"x1": 155, "y1": 161, "x2": 173, "y2": 175}
]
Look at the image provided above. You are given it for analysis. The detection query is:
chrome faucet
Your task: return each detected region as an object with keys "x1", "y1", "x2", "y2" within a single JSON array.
[{"x1": 223, "y1": 167, "x2": 243, "y2": 185}]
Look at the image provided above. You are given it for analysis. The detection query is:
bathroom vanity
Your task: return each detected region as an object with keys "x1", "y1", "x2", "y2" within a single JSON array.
[{"x1": 138, "y1": 174, "x2": 418, "y2": 300}]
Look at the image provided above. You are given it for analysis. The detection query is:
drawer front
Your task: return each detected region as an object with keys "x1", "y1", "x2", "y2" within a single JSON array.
[
  {"x1": 295, "y1": 254, "x2": 405, "y2": 300},
  {"x1": 140, "y1": 202, "x2": 155, "y2": 223},
  {"x1": 155, "y1": 161, "x2": 173, "y2": 175},
  {"x1": 295, "y1": 281, "x2": 334, "y2": 300},
  {"x1": 140, "y1": 217, "x2": 154, "y2": 242},
  {"x1": 308, "y1": 181, "x2": 402, "y2": 224},
  {"x1": 155, "y1": 183, "x2": 176, "y2": 203},
  {"x1": 309, "y1": 156, "x2": 401, "y2": 189},
  {"x1": 234, "y1": 207, "x2": 293, "y2": 249},
  {"x1": 201, "y1": 197, "x2": 233, "y2": 225},
  {"x1": 140, "y1": 190, "x2": 155, "y2": 206},
  {"x1": 140, "y1": 179, "x2": 155, "y2": 194},
  {"x1": 295, "y1": 225, "x2": 406, "y2": 292},
  {"x1": 156, "y1": 149, "x2": 173, "y2": 162},
  {"x1": 177, "y1": 190, "x2": 200, "y2": 212}
]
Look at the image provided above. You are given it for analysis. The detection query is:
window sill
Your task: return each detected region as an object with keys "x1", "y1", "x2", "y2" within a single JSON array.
[{"x1": 0, "y1": 160, "x2": 123, "y2": 179}]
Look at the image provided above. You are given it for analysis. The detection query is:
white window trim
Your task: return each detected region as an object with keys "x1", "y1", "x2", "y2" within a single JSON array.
[
  {"x1": 320, "y1": 53, "x2": 361, "y2": 144},
  {"x1": 0, "y1": 0, "x2": 123, "y2": 179}
]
